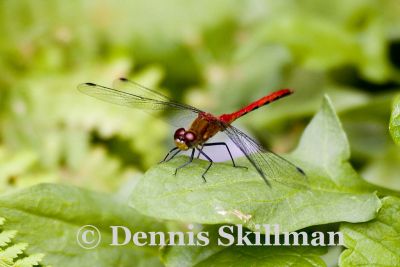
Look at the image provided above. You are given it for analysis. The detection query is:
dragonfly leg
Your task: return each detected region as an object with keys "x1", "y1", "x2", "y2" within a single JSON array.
[
  {"x1": 174, "y1": 148, "x2": 195, "y2": 176},
  {"x1": 160, "y1": 147, "x2": 180, "y2": 163},
  {"x1": 202, "y1": 142, "x2": 248, "y2": 169},
  {"x1": 165, "y1": 149, "x2": 181, "y2": 162},
  {"x1": 197, "y1": 149, "x2": 213, "y2": 182},
  {"x1": 196, "y1": 144, "x2": 204, "y2": 159}
]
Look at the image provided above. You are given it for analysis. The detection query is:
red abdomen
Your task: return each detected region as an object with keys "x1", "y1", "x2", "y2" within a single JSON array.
[{"x1": 218, "y1": 89, "x2": 293, "y2": 124}]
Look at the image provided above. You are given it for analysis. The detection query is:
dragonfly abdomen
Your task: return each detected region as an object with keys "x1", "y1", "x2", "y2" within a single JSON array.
[{"x1": 219, "y1": 89, "x2": 293, "y2": 123}]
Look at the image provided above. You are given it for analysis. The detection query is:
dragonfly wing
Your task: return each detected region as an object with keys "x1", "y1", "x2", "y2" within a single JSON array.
[
  {"x1": 78, "y1": 81, "x2": 202, "y2": 128},
  {"x1": 112, "y1": 78, "x2": 172, "y2": 102},
  {"x1": 78, "y1": 81, "x2": 201, "y2": 112},
  {"x1": 222, "y1": 124, "x2": 308, "y2": 189},
  {"x1": 112, "y1": 78, "x2": 205, "y2": 114}
]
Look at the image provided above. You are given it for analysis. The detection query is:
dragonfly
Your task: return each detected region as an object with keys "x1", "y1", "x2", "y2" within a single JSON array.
[{"x1": 78, "y1": 78, "x2": 307, "y2": 188}]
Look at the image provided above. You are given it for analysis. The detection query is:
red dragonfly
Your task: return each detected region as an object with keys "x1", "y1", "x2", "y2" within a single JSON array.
[{"x1": 78, "y1": 78, "x2": 306, "y2": 188}]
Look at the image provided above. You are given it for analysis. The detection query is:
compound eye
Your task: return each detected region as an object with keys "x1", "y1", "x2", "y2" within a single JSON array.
[
  {"x1": 184, "y1": 131, "x2": 196, "y2": 142},
  {"x1": 174, "y1": 128, "x2": 186, "y2": 139}
]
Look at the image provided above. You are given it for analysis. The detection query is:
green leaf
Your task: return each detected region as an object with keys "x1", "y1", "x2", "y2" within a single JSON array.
[
  {"x1": 292, "y1": 95, "x2": 369, "y2": 190},
  {"x1": 389, "y1": 94, "x2": 400, "y2": 145},
  {"x1": 0, "y1": 243, "x2": 27, "y2": 262},
  {"x1": 0, "y1": 230, "x2": 17, "y2": 247},
  {"x1": 130, "y1": 95, "x2": 381, "y2": 233},
  {"x1": 172, "y1": 245, "x2": 326, "y2": 267},
  {"x1": 13, "y1": 253, "x2": 45, "y2": 267},
  {"x1": 0, "y1": 184, "x2": 166, "y2": 267},
  {"x1": 339, "y1": 196, "x2": 400, "y2": 267},
  {"x1": 161, "y1": 225, "x2": 327, "y2": 267}
]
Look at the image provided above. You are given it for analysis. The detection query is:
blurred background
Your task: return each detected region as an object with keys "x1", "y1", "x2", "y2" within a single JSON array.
[{"x1": 0, "y1": 0, "x2": 399, "y2": 194}]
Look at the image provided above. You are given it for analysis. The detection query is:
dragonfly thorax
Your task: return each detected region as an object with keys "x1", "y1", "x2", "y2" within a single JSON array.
[{"x1": 174, "y1": 128, "x2": 197, "y2": 150}]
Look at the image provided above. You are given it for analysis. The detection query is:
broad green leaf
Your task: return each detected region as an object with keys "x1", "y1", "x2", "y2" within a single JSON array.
[
  {"x1": 167, "y1": 245, "x2": 327, "y2": 267},
  {"x1": 180, "y1": 246, "x2": 326, "y2": 267},
  {"x1": 0, "y1": 184, "x2": 165, "y2": 267},
  {"x1": 130, "y1": 96, "x2": 381, "y2": 233},
  {"x1": 339, "y1": 196, "x2": 400, "y2": 267},
  {"x1": 292, "y1": 96, "x2": 371, "y2": 190},
  {"x1": 162, "y1": 225, "x2": 327, "y2": 267},
  {"x1": 390, "y1": 94, "x2": 400, "y2": 145}
]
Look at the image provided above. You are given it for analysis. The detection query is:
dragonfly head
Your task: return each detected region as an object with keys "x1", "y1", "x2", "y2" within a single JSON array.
[{"x1": 174, "y1": 128, "x2": 196, "y2": 150}]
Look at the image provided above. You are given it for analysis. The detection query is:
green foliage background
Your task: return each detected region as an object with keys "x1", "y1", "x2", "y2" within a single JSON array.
[{"x1": 0, "y1": 1, "x2": 399, "y2": 266}]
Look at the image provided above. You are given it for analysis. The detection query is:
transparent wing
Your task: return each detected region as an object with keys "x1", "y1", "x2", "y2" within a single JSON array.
[
  {"x1": 78, "y1": 78, "x2": 202, "y2": 127},
  {"x1": 78, "y1": 78, "x2": 202, "y2": 113},
  {"x1": 222, "y1": 124, "x2": 309, "y2": 189},
  {"x1": 112, "y1": 78, "x2": 174, "y2": 104}
]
